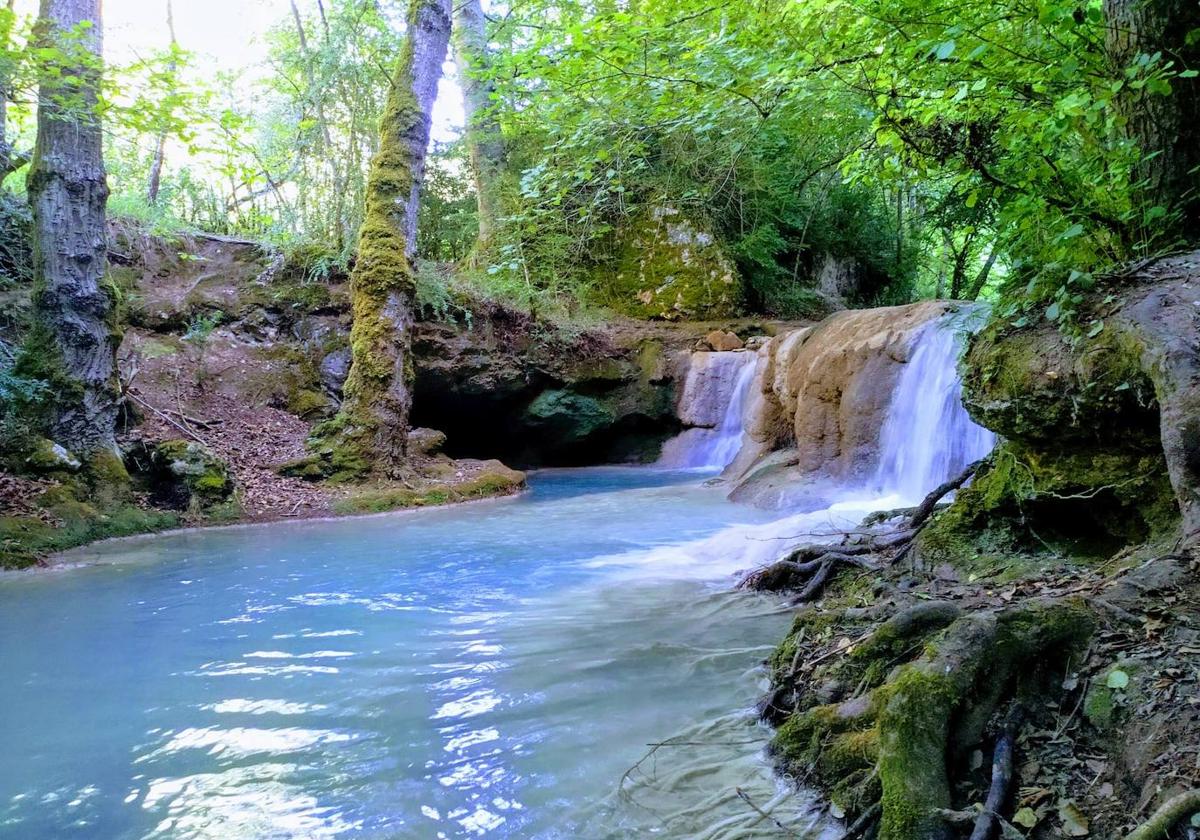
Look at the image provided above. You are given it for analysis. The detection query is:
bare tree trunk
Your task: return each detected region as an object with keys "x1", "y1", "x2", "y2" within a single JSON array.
[
  {"x1": 333, "y1": 0, "x2": 451, "y2": 477},
  {"x1": 965, "y1": 247, "x2": 999, "y2": 300},
  {"x1": 1105, "y1": 0, "x2": 1200, "y2": 227},
  {"x1": 146, "y1": 0, "x2": 176, "y2": 205},
  {"x1": 452, "y1": 0, "x2": 505, "y2": 256},
  {"x1": 28, "y1": 0, "x2": 118, "y2": 456}
]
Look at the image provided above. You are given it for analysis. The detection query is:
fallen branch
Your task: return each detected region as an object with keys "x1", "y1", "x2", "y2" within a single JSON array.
[
  {"x1": 126, "y1": 391, "x2": 210, "y2": 446},
  {"x1": 735, "y1": 787, "x2": 797, "y2": 837},
  {"x1": 840, "y1": 801, "x2": 881, "y2": 840},
  {"x1": 969, "y1": 706, "x2": 1022, "y2": 840},
  {"x1": 909, "y1": 460, "x2": 982, "y2": 532},
  {"x1": 1125, "y1": 789, "x2": 1200, "y2": 840}
]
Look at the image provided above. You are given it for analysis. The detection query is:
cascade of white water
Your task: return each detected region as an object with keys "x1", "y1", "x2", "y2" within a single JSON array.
[
  {"x1": 873, "y1": 316, "x2": 996, "y2": 502},
  {"x1": 659, "y1": 351, "x2": 758, "y2": 469}
]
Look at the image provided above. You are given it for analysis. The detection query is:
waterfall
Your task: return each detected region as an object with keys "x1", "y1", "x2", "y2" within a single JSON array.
[
  {"x1": 874, "y1": 315, "x2": 996, "y2": 502},
  {"x1": 659, "y1": 351, "x2": 757, "y2": 469}
]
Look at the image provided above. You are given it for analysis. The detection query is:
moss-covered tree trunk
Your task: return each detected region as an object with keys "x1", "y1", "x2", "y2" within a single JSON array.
[
  {"x1": 452, "y1": 0, "x2": 505, "y2": 255},
  {"x1": 334, "y1": 0, "x2": 451, "y2": 477},
  {"x1": 28, "y1": 0, "x2": 119, "y2": 457},
  {"x1": 1104, "y1": 0, "x2": 1200, "y2": 227}
]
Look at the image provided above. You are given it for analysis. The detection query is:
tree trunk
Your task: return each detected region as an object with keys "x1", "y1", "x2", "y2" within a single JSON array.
[
  {"x1": 452, "y1": 0, "x2": 505, "y2": 256},
  {"x1": 146, "y1": 0, "x2": 177, "y2": 205},
  {"x1": 334, "y1": 0, "x2": 451, "y2": 477},
  {"x1": 1105, "y1": 0, "x2": 1200, "y2": 227},
  {"x1": 28, "y1": 0, "x2": 118, "y2": 456}
]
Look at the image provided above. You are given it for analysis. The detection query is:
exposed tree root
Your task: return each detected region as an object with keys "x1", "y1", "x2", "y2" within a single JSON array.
[
  {"x1": 967, "y1": 707, "x2": 1020, "y2": 840},
  {"x1": 1124, "y1": 789, "x2": 1200, "y2": 840},
  {"x1": 768, "y1": 597, "x2": 1093, "y2": 840},
  {"x1": 742, "y1": 461, "x2": 980, "y2": 596}
]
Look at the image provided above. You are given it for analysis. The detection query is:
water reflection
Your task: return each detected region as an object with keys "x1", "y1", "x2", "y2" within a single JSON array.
[{"x1": 0, "y1": 469, "x2": 832, "y2": 839}]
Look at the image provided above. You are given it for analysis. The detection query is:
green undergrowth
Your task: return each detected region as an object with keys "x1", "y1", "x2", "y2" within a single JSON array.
[
  {"x1": 333, "y1": 466, "x2": 526, "y2": 515},
  {"x1": 0, "y1": 504, "x2": 178, "y2": 569}
]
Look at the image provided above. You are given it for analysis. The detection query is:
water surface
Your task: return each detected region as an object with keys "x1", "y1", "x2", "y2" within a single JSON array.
[{"x1": 0, "y1": 469, "x2": 833, "y2": 840}]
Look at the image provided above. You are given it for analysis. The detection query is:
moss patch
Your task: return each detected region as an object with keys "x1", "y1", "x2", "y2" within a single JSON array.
[
  {"x1": 333, "y1": 462, "x2": 526, "y2": 514},
  {"x1": 595, "y1": 205, "x2": 743, "y2": 320}
]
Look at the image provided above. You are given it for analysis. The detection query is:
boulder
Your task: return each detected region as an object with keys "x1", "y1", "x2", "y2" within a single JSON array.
[
  {"x1": 319, "y1": 347, "x2": 352, "y2": 393},
  {"x1": 408, "y1": 427, "x2": 447, "y2": 456},
  {"x1": 24, "y1": 438, "x2": 81, "y2": 474},
  {"x1": 598, "y1": 205, "x2": 742, "y2": 320},
  {"x1": 146, "y1": 440, "x2": 234, "y2": 510},
  {"x1": 702, "y1": 330, "x2": 744, "y2": 351}
]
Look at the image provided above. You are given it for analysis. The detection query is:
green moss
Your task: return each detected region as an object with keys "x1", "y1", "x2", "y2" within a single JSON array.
[
  {"x1": 918, "y1": 440, "x2": 1178, "y2": 574},
  {"x1": 877, "y1": 667, "x2": 958, "y2": 840},
  {"x1": 524, "y1": 390, "x2": 616, "y2": 443},
  {"x1": 1084, "y1": 660, "x2": 1142, "y2": 731},
  {"x1": 149, "y1": 440, "x2": 233, "y2": 508},
  {"x1": 287, "y1": 388, "x2": 332, "y2": 420},
  {"x1": 0, "y1": 504, "x2": 180, "y2": 570},
  {"x1": 595, "y1": 206, "x2": 743, "y2": 320},
  {"x1": 333, "y1": 465, "x2": 526, "y2": 515}
]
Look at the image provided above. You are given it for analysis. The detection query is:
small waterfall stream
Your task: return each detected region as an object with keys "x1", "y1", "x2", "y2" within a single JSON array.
[
  {"x1": 874, "y1": 318, "x2": 996, "y2": 502},
  {"x1": 658, "y1": 351, "x2": 758, "y2": 469}
]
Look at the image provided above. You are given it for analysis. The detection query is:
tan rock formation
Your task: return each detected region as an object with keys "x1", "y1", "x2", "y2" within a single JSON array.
[{"x1": 728, "y1": 301, "x2": 956, "y2": 500}]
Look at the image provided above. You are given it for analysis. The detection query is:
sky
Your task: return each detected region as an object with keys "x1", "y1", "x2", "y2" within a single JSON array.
[{"x1": 15, "y1": 0, "x2": 466, "y2": 141}]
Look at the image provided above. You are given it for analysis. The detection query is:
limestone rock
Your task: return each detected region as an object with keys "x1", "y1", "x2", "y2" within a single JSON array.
[
  {"x1": 702, "y1": 330, "x2": 744, "y2": 351},
  {"x1": 729, "y1": 301, "x2": 955, "y2": 503},
  {"x1": 599, "y1": 206, "x2": 742, "y2": 320},
  {"x1": 408, "y1": 427, "x2": 447, "y2": 456}
]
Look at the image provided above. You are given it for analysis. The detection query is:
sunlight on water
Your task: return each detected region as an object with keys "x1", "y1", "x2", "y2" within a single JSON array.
[{"x1": 0, "y1": 469, "x2": 840, "y2": 840}]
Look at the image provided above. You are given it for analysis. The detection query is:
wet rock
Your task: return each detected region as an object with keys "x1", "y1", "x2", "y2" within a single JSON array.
[{"x1": 728, "y1": 301, "x2": 955, "y2": 500}]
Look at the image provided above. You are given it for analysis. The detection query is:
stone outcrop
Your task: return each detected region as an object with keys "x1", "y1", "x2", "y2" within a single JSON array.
[
  {"x1": 920, "y1": 253, "x2": 1200, "y2": 560},
  {"x1": 409, "y1": 314, "x2": 685, "y2": 466},
  {"x1": 727, "y1": 301, "x2": 957, "y2": 504},
  {"x1": 597, "y1": 206, "x2": 743, "y2": 320}
]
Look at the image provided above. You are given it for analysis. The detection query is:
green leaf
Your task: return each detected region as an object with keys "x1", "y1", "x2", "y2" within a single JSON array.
[
  {"x1": 934, "y1": 40, "x2": 956, "y2": 60},
  {"x1": 1013, "y1": 807, "x2": 1039, "y2": 828},
  {"x1": 1106, "y1": 669, "x2": 1129, "y2": 690}
]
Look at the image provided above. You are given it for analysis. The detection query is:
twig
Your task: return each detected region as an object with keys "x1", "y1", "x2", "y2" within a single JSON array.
[
  {"x1": 841, "y1": 802, "x2": 882, "y2": 839},
  {"x1": 127, "y1": 391, "x2": 209, "y2": 446},
  {"x1": 735, "y1": 787, "x2": 797, "y2": 837}
]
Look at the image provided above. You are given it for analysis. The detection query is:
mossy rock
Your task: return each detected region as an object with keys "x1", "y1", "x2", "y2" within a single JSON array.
[
  {"x1": 333, "y1": 461, "x2": 526, "y2": 514},
  {"x1": 144, "y1": 440, "x2": 234, "y2": 511},
  {"x1": 1084, "y1": 660, "x2": 1143, "y2": 731},
  {"x1": 523, "y1": 390, "x2": 617, "y2": 444},
  {"x1": 595, "y1": 205, "x2": 742, "y2": 320},
  {"x1": 918, "y1": 441, "x2": 1178, "y2": 572},
  {"x1": 23, "y1": 438, "x2": 82, "y2": 474}
]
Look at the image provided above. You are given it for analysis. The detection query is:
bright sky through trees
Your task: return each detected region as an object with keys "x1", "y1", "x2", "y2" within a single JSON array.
[{"x1": 13, "y1": 0, "x2": 466, "y2": 141}]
